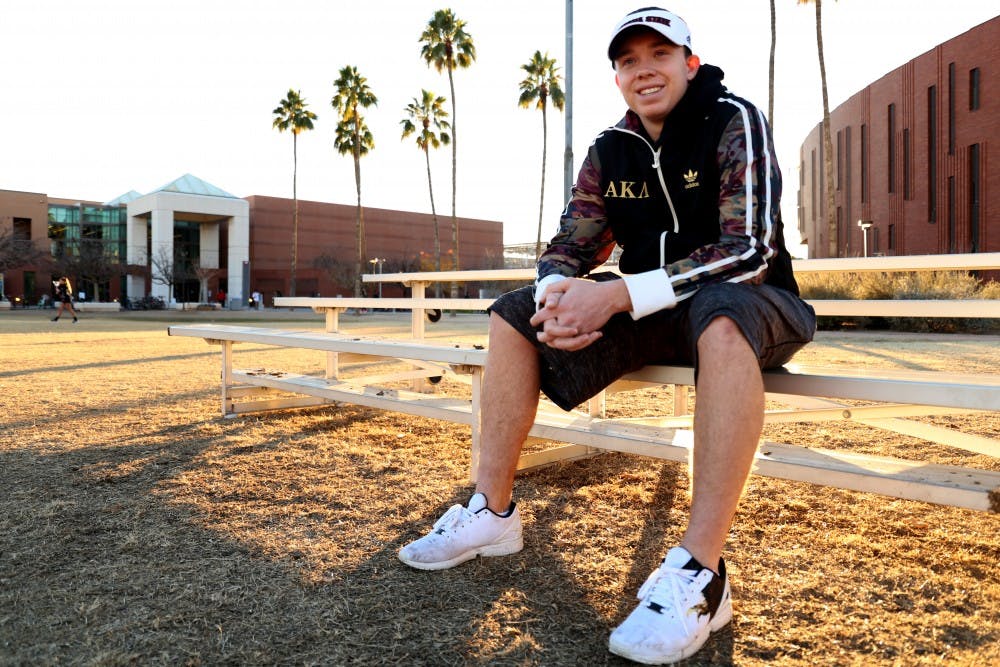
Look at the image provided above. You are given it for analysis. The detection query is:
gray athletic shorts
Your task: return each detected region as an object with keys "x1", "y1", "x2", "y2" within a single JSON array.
[{"x1": 488, "y1": 274, "x2": 816, "y2": 411}]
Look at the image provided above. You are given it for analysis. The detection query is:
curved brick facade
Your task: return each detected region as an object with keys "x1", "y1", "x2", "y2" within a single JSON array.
[{"x1": 798, "y1": 16, "x2": 998, "y2": 259}]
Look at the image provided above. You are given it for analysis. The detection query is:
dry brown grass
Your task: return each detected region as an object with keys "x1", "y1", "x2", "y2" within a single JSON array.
[{"x1": 1, "y1": 309, "x2": 998, "y2": 666}]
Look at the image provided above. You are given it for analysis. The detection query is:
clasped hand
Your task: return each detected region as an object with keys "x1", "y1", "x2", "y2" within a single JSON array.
[{"x1": 529, "y1": 278, "x2": 628, "y2": 352}]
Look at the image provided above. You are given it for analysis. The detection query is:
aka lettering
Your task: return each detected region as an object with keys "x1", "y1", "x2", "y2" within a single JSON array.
[{"x1": 604, "y1": 180, "x2": 650, "y2": 199}]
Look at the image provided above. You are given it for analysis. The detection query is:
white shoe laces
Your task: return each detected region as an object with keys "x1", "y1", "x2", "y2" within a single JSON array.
[
  {"x1": 431, "y1": 503, "x2": 473, "y2": 535},
  {"x1": 637, "y1": 565, "x2": 703, "y2": 619}
]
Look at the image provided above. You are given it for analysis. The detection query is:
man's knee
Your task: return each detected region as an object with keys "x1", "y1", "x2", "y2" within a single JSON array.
[
  {"x1": 488, "y1": 312, "x2": 534, "y2": 353},
  {"x1": 488, "y1": 310, "x2": 514, "y2": 337},
  {"x1": 697, "y1": 316, "x2": 752, "y2": 358}
]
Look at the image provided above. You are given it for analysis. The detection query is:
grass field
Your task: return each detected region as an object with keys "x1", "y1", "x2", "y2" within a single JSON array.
[{"x1": 1, "y1": 308, "x2": 998, "y2": 666}]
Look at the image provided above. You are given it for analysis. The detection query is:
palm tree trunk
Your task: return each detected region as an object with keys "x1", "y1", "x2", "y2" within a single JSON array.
[
  {"x1": 291, "y1": 133, "x2": 298, "y2": 298},
  {"x1": 424, "y1": 147, "x2": 442, "y2": 298},
  {"x1": 768, "y1": 0, "x2": 776, "y2": 127},
  {"x1": 815, "y1": 0, "x2": 837, "y2": 257},
  {"x1": 354, "y1": 151, "x2": 364, "y2": 297},
  {"x1": 354, "y1": 117, "x2": 365, "y2": 298},
  {"x1": 535, "y1": 104, "x2": 548, "y2": 260},
  {"x1": 446, "y1": 67, "x2": 460, "y2": 272}
]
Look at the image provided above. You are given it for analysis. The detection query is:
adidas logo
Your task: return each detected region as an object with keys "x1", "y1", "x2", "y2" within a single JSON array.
[{"x1": 683, "y1": 169, "x2": 699, "y2": 190}]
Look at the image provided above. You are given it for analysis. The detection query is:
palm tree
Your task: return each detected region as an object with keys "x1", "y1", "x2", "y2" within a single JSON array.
[
  {"x1": 401, "y1": 90, "x2": 451, "y2": 297},
  {"x1": 768, "y1": 0, "x2": 776, "y2": 127},
  {"x1": 518, "y1": 50, "x2": 566, "y2": 260},
  {"x1": 419, "y1": 8, "x2": 475, "y2": 273},
  {"x1": 272, "y1": 89, "x2": 317, "y2": 297},
  {"x1": 799, "y1": 0, "x2": 837, "y2": 258},
  {"x1": 331, "y1": 66, "x2": 378, "y2": 297}
]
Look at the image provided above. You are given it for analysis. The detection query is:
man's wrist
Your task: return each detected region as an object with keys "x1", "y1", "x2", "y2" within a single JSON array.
[
  {"x1": 534, "y1": 274, "x2": 568, "y2": 310},
  {"x1": 604, "y1": 278, "x2": 635, "y2": 314}
]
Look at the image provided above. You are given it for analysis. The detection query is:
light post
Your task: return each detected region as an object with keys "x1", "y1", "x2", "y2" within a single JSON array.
[
  {"x1": 857, "y1": 220, "x2": 873, "y2": 257},
  {"x1": 369, "y1": 257, "x2": 385, "y2": 298}
]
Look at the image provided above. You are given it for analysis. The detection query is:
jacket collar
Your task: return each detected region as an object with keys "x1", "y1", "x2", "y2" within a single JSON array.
[{"x1": 616, "y1": 63, "x2": 727, "y2": 143}]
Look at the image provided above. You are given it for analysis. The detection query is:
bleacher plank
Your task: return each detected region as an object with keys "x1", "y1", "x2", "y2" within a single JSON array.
[
  {"x1": 168, "y1": 324, "x2": 488, "y2": 366},
  {"x1": 623, "y1": 364, "x2": 1000, "y2": 410}
]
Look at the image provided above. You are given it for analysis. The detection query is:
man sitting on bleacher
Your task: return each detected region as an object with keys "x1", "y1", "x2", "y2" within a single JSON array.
[{"x1": 399, "y1": 7, "x2": 816, "y2": 664}]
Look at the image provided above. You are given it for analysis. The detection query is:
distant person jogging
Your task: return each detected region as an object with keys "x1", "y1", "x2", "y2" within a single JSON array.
[
  {"x1": 397, "y1": 7, "x2": 815, "y2": 664},
  {"x1": 51, "y1": 276, "x2": 79, "y2": 323}
]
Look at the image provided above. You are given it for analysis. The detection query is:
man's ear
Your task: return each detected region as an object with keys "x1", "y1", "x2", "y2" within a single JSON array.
[
  {"x1": 686, "y1": 54, "x2": 701, "y2": 80},
  {"x1": 614, "y1": 72, "x2": 621, "y2": 89}
]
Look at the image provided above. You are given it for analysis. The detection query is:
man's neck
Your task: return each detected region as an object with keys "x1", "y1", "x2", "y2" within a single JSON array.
[{"x1": 641, "y1": 119, "x2": 663, "y2": 143}]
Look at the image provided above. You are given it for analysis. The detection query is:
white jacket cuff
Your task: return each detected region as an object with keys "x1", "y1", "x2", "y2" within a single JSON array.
[
  {"x1": 623, "y1": 269, "x2": 677, "y2": 320},
  {"x1": 534, "y1": 274, "x2": 568, "y2": 310}
]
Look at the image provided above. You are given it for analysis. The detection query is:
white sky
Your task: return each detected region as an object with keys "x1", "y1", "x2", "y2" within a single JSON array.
[{"x1": 1, "y1": 1, "x2": 996, "y2": 255}]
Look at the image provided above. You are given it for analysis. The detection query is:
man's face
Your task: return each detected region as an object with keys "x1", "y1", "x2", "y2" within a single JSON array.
[{"x1": 613, "y1": 30, "x2": 700, "y2": 139}]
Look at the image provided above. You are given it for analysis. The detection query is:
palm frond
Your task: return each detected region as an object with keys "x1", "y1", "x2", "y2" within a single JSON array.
[
  {"x1": 418, "y1": 8, "x2": 476, "y2": 72},
  {"x1": 517, "y1": 51, "x2": 563, "y2": 112},
  {"x1": 272, "y1": 89, "x2": 318, "y2": 134}
]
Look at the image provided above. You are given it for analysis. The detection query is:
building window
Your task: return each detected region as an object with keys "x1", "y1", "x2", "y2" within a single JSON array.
[
  {"x1": 888, "y1": 223, "x2": 896, "y2": 251},
  {"x1": 948, "y1": 175, "x2": 956, "y2": 253},
  {"x1": 13, "y1": 217, "x2": 31, "y2": 240},
  {"x1": 836, "y1": 206, "x2": 843, "y2": 253},
  {"x1": 948, "y1": 62, "x2": 956, "y2": 155},
  {"x1": 887, "y1": 103, "x2": 896, "y2": 193},
  {"x1": 45, "y1": 203, "x2": 127, "y2": 275},
  {"x1": 903, "y1": 128, "x2": 911, "y2": 200},
  {"x1": 23, "y1": 271, "x2": 36, "y2": 302},
  {"x1": 927, "y1": 85, "x2": 937, "y2": 223},
  {"x1": 969, "y1": 67, "x2": 980, "y2": 111},
  {"x1": 836, "y1": 129, "x2": 843, "y2": 190},
  {"x1": 860, "y1": 123, "x2": 868, "y2": 204},
  {"x1": 844, "y1": 125, "x2": 852, "y2": 226},
  {"x1": 969, "y1": 143, "x2": 980, "y2": 252},
  {"x1": 810, "y1": 149, "x2": 817, "y2": 222}
]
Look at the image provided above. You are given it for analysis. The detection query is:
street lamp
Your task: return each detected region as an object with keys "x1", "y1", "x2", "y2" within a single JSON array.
[
  {"x1": 857, "y1": 220, "x2": 873, "y2": 257},
  {"x1": 369, "y1": 257, "x2": 385, "y2": 298}
]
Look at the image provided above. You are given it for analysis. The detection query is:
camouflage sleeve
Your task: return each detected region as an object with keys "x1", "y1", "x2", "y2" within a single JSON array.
[
  {"x1": 667, "y1": 103, "x2": 779, "y2": 300},
  {"x1": 535, "y1": 146, "x2": 617, "y2": 281}
]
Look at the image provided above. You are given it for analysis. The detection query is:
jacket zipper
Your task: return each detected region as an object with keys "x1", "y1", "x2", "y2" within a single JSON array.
[{"x1": 611, "y1": 128, "x2": 681, "y2": 236}]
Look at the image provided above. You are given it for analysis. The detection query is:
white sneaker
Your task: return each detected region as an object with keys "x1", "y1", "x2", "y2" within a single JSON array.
[
  {"x1": 398, "y1": 493, "x2": 523, "y2": 570},
  {"x1": 609, "y1": 547, "x2": 732, "y2": 665}
]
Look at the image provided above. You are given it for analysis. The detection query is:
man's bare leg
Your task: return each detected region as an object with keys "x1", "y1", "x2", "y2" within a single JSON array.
[
  {"x1": 681, "y1": 316, "x2": 765, "y2": 570},
  {"x1": 474, "y1": 312, "x2": 542, "y2": 513}
]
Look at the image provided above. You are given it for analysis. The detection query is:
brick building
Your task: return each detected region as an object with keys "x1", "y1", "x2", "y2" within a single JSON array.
[
  {"x1": 0, "y1": 176, "x2": 502, "y2": 306},
  {"x1": 0, "y1": 189, "x2": 130, "y2": 305},
  {"x1": 245, "y1": 195, "x2": 504, "y2": 303},
  {"x1": 798, "y1": 16, "x2": 998, "y2": 258}
]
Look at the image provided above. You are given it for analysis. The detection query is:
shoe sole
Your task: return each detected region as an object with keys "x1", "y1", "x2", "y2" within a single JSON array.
[
  {"x1": 398, "y1": 535, "x2": 523, "y2": 571},
  {"x1": 608, "y1": 596, "x2": 733, "y2": 665}
]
